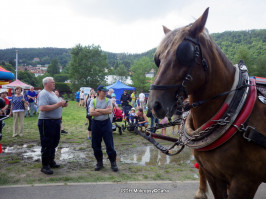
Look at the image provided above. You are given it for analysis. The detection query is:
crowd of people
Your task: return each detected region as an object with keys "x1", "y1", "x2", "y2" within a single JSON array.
[{"x1": 79, "y1": 87, "x2": 179, "y2": 141}]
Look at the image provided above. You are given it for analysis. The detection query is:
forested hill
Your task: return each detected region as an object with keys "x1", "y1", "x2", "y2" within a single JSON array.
[
  {"x1": 0, "y1": 29, "x2": 265, "y2": 69},
  {"x1": 211, "y1": 29, "x2": 265, "y2": 62},
  {"x1": 0, "y1": 47, "x2": 71, "y2": 66}
]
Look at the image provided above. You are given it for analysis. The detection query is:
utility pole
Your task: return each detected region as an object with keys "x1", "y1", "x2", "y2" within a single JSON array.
[{"x1": 15, "y1": 50, "x2": 18, "y2": 80}]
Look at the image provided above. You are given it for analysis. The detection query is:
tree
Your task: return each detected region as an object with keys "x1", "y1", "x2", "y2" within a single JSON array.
[
  {"x1": 116, "y1": 64, "x2": 128, "y2": 77},
  {"x1": 1, "y1": 62, "x2": 15, "y2": 73},
  {"x1": 254, "y1": 56, "x2": 266, "y2": 77},
  {"x1": 54, "y1": 74, "x2": 69, "y2": 82},
  {"x1": 69, "y1": 44, "x2": 108, "y2": 91},
  {"x1": 47, "y1": 58, "x2": 60, "y2": 76},
  {"x1": 36, "y1": 72, "x2": 51, "y2": 88},
  {"x1": 18, "y1": 71, "x2": 38, "y2": 86},
  {"x1": 55, "y1": 82, "x2": 71, "y2": 92},
  {"x1": 234, "y1": 46, "x2": 253, "y2": 67},
  {"x1": 130, "y1": 57, "x2": 156, "y2": 92},
  {"x1": 109, "y1": 63, "x2": 129, "y2": 83}
]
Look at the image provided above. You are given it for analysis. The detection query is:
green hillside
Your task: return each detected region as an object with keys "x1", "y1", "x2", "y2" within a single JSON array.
[{"x1": 0, "y1": 29, "x2": 265, "y2": 73}]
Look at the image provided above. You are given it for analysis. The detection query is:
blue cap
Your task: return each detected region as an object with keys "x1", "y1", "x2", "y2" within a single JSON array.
[{"x1": 97, "y1": 85, "x2": 109, "y2": 92}]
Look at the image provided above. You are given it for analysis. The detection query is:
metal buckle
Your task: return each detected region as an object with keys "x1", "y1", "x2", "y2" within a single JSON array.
[{"x1": 242, "y1": 126, "x2": 255, "y2": 142}]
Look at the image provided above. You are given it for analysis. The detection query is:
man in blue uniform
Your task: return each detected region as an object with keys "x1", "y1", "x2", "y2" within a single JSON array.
[{"x1": 89, "y1": 85, "x2": 118, "y2": 172}]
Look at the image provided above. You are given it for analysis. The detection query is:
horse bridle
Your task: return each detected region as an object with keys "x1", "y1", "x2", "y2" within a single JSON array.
[{"x1": 150, "y1": 36, "x2": 208, "y2": 114}]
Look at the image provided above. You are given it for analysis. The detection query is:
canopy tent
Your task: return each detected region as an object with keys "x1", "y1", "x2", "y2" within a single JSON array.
[
  {"x1": 2, "y1": 79, "x2": 32, "y2": 89},
  {"x1": 106, "y1": 80, "x2": 135, "y2": 104}
]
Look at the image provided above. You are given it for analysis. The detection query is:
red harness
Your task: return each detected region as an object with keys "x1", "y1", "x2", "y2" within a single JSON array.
[{"x1": 196, "y1": 78, "x2": 257, "y2": 151}]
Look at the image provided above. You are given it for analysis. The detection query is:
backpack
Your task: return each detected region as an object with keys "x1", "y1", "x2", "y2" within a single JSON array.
[{"x1": 86, "y1": 98, "x2": 92, "y2": 115}]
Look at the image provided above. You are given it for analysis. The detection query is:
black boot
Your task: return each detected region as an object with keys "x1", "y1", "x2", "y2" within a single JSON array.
[
  {"x1": 50, "y1": 160, "x2": 60, "y2": 168},
  {"x1": 109, "y1": 154, "x2": 118, "y2": 172},
  {"x1": 94, "y1": 155, "x2": 103, "y2": 171},
  {"x1": 41, "y1": 165, "x2": 53, "y2": 175},
  {"x1": 94, "y1": 161, "x2": 103, "y2": 171}
]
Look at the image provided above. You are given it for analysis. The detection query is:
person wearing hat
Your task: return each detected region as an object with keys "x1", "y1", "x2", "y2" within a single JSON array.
[
  {"x1": 128, "y1": 107, "x2": 137, "y2": 124},
  {"x1": 9, "y1": 86, "x2": 28, "y2": 137},
  {"x1": 89, "y1": 85, "x2": 118, "y2": 172}
]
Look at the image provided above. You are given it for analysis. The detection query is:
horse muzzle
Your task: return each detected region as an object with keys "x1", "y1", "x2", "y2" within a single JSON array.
[{"x1": 148, "y1": 95, "x2": 177, "y2": 119}]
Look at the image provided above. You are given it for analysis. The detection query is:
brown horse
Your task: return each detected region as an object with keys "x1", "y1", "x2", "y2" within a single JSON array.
[{"x1": 148, "y1": 8, "x2": 266, "y2": 198}]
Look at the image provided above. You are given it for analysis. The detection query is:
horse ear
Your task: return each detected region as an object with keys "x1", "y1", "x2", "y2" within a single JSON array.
[
  {"x1": 163, "y1": 25, "x2": 171, "y2": 34},
  {"x1": 190, "y1": 7, "x2": 209, "y2": 37}
]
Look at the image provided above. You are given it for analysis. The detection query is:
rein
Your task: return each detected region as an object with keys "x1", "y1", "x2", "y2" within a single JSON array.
[{"x1": 135, "y1": 117, "x2": 185, "y2": 156}]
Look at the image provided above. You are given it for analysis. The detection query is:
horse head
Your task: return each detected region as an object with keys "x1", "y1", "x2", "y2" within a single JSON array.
[{"x1": 149, "y1": 8, "x2": 215, "y2": 119}]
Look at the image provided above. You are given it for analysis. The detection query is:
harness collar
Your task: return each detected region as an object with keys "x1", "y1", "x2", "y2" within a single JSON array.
[
  {"x1": 197, "y1": 78, "x2": 256, "y2": 151},
  {"x1": 182, "y1": 62, "x2": 256, "y2": 151}
]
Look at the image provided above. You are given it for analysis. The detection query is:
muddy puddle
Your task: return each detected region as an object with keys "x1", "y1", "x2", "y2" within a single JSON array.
[{"x1": 3, "y1": 143, "x2": 194, "y2": 167}]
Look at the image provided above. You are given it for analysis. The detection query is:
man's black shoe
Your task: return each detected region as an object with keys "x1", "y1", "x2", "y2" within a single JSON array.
[
  {"x1": 94, "y1": 162, "x2": 103, "y2": 171},
  {"x1": 61, "y1": 130, "x2": 68, "y2": 134},
  {"x1": 111, "y1": 162, "x2": 118, "y2": 172},
  {"x1": 41, "y1": 166, "x2": 53, "y2": 175},
  {"x1": 50, "y1": 161, "x2": 60, "y2": 168}
]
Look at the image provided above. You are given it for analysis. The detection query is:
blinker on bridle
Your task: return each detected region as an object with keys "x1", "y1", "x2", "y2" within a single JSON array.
[{"x1": 150, "y1": 36, "x2": 209, "y2": 113}]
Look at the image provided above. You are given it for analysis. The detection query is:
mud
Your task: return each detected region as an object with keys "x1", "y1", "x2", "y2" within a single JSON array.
[
  {"x1": 0, "y1": 141, "x2": 199, "y2": 185},
  {"x1": 3, "y1": 143, "x2": 194, "y2": 166}
]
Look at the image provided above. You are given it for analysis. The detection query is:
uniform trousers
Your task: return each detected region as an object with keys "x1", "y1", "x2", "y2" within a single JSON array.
[
  {"x1": 38, "y1": 119, "x2": 61, "y2": 166},
  {"x1": 91, "y1": 119, "x2": 116, "y2": 159}
]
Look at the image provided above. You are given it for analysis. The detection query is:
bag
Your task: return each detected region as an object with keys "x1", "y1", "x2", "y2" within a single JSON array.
[
  {"x1": 146, "y1": 108, "x2": 152, "y2": 118},
  {"x1": 24, "y1": 102, "x2": 29, "y2": 110}
]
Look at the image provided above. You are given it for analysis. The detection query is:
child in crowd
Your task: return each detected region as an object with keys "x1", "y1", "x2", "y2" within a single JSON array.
[
  {"x1": 128, "y1": 107, "x2": 136, "y2": 124},
  {"x1": 111, "y1": 93, "x2": 117, "y2": 108}
]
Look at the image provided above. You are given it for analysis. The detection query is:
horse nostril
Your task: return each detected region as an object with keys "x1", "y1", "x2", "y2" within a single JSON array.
[{"x1": 154, "y1": 101, "x2": 162, "y2": 111}]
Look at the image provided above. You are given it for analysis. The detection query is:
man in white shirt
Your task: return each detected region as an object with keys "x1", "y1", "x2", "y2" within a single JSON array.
[{"x1": 139, "y1": 92, "x2": 145, "y2": 109}]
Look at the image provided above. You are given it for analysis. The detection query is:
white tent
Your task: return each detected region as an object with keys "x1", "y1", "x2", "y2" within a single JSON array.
[{"x1": 2, "y1": 79, "x2": 32, "y2": 89}]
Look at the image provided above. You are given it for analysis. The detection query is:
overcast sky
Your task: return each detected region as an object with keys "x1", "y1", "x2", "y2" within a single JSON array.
[{"x1": 0, "y1": 0, "x2": 265, "y2": 53}]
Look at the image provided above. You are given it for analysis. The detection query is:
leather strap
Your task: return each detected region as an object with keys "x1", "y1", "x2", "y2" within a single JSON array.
[{"x1": 243, "y1": 126, "x2": 266, "y2": 148}]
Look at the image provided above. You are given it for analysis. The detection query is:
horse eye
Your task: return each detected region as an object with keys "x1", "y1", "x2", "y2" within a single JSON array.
[
  {"x1": 154, "y1": 56, "x2": 161, "y2": 68},
  {"x1": 176, "y1": 41, "x2": 195, "y2": 66}
]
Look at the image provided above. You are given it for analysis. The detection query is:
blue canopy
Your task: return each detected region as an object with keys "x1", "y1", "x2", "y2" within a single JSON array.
[{"x1": 106, "y1": 80, "x2": 135, "y2": 104}]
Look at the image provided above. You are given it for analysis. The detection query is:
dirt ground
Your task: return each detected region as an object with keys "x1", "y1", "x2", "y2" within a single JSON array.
[{"x1": 0, "y1": 129, "x2": 199, "y2": 186}]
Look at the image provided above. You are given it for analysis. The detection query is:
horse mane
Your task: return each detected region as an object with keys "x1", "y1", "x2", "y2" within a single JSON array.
[{"x1": 199, "y1": 29, "x2": 235, "y2": 71}]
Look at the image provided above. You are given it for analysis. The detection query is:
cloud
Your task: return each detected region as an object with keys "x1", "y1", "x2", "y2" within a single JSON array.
[
  {"x1": 0, "y1": 0, "x2": 265, "y2": 53},
  {"x1": 65, "y1": 0, "x2": 193, "y2": 23}
]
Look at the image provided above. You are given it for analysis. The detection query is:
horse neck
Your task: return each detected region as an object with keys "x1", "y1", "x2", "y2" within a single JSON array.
[{"x1": 189, "y1": 50, "x2": 236, "y2": 129}]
